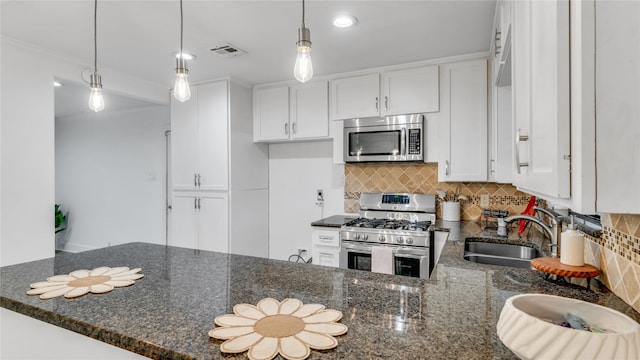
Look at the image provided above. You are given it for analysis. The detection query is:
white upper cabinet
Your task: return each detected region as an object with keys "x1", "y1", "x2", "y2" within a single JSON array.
[
  {"x1": 171, "y1": 86, "x2": 200, "y2": 190},
  {"x1": 511, "y1": 0, "x2": 570, "y2": 199},
  {"x1": 290, "y1": 81, "x2": 329, "y2": 139},
  {"x1": 329, "y1": 65, "x2": 439, "y2": 120},
  {"x1": 253, "y1": 81, "x2": 329, "y2": 142},
  {"x1": 595, "y1": 0, "x2": 640, "y2": 213},
  {"x1": 380, "y1": 66, "x2": 439, "y2": 116},
  {"x1": 329, "y1": 73, "x2": 380, "y2": 120},
  {"x1": 438, "y1": 59, "x2": 488, "y2": 182},
  {"x1": 198, "y1": 81, "x2": 229, "y2": 191},
  {"x1": 171, "y1": 81, "x2": 229, "y2": 191},
  {"x1": 253, "y1": 85, "x2": 290, "y2": 141}
]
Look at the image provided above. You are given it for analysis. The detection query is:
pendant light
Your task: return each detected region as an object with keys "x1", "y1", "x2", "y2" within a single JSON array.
[
  {"x1": 294, "y1": 0, "x2": 313, "y2": 83},
  {"x1": 173, "y1": 0, "x2": 191, "y2": 102},
  {"x1": 88, "y1": 0, "x2": 104, "y2": 112}
]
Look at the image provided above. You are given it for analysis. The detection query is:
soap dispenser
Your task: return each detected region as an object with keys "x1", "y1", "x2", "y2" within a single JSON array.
[{"x1": 560, "y1": 216, "x2": 585, "y2": 266}]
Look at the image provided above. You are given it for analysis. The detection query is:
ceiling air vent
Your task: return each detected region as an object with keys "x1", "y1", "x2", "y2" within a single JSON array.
[{"x1": 210, "y1": 44, "x2": 247, "y2": 58}]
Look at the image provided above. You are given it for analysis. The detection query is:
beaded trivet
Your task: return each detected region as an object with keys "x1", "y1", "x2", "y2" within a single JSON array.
[
  {"x1": 27, "y1": 266, "x2": 144, "y2": 299},
  {"x1": 209, "y1": 298, "x2": 348, "y2": 360}
]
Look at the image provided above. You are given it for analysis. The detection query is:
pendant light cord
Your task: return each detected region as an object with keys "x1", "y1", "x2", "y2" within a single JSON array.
[
  {"x1": 180, "y1": 0, "x2": 184, "y2": 55},
  {"x1": 93, "y1": 0, "x2": 98, "y2": 74},
  {"x1": 301, "y1": 0, "x2": 306, "y2": 28}
]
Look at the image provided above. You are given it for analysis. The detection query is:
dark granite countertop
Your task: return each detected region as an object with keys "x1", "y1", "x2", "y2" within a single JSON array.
[
  {"x1": 2, "y1": 222, "x2": 639, "y2": 359},
  {"x1": 310, "y1": 215, "x2": 356, "y2": 228}
]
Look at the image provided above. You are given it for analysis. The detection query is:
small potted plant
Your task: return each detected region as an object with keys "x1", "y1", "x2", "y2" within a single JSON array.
[{"x1": 436, "y1": 186, "x2": 468, "y2": 221}]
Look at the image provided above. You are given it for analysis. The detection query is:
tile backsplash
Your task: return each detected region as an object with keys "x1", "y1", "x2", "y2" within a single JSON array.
[
  {"x1": 585, "y1": 213, "x2": 640, "y2": 312},
  {"x1": 344, "y1": 163, "x2": 532, "y2": 219},
  {"x1": 343, "y1": 162, "x2": 640, "y2": 312}
]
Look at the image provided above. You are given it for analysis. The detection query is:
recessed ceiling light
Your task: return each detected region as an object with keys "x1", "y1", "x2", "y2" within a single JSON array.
[
  {"x1": 333, "y1": 15, "x2": 358, "y2": 28},
  {"x1": 174, "y1": 52, "x2": 195, "y2": 60},
  {"x1": 53, "y1": 81, "x2": 62, "y2": 87}
]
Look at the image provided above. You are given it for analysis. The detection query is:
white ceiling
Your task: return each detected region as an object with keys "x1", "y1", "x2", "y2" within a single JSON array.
[{"x1": 2, "y1": 0, "x2": 496, "y2": 116}]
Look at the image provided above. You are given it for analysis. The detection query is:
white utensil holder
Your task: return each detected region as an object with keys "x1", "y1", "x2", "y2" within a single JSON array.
[{"x1": 442, "y1": 202, "x2": 461, "y2": 221}]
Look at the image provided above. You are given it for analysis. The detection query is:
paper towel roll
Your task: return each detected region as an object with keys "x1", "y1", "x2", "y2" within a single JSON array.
[{"x1": 371, "y1": 247, "x2": 394, "y2": 274}]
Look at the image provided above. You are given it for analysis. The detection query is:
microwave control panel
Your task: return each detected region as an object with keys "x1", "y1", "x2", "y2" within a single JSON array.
[{"x1": 408, "y1": 129, "x2": 421, "y2": 155}]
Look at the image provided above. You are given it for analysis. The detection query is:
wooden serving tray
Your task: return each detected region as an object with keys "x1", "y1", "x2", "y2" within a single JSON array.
[{"x1": 531, "y1": 257, "x2": 600, "y2": 278}]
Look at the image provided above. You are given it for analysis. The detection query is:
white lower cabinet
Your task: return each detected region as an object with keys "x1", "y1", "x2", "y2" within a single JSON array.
[
  {"x1": 311, "y1": 228, "x2": 340, "y2": 268},
  {"x1": 171, "y1": 192, "x2": 229, "y2": 253}
]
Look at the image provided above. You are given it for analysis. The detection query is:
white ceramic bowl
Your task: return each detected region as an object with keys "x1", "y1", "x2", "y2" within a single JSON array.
[{"x1": 497, "y1": 294, "x2": 640, "y2": 360}]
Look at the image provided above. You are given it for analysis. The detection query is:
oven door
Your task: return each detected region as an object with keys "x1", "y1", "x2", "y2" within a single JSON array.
[
  {"x1": 340, "y1": 242, "x2": 430, "y2": 279},
  {"x1": 394, "y1": 247, "x2": 430, "y2": 279},
  {"x1": 340, "y1": 242, "x2": 372, "y2": 272}
]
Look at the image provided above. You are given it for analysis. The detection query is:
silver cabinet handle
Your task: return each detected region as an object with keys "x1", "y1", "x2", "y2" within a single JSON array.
[
  {"x1": 445, "y1": 160, "x2": 450, "y2": 176},
  {"x1": 515, "y1": 128, "x2": 529, "y2": 174},
  {"x1": 197, "y1": 174, "x2": 201, "y2": 187},
  {"x1": 194, "y1": 174, "x2": 197, "y2": 187},
  {"x1": 194, "y1": 197, "x2": 197, "y2": 210},
  {"x1": 292, "y1": 122, "x2": 297, "y2": 134},
  {"x1": 197, "y1": 197, "x2": 201, "y2": 210},
  {"x1": 319, "y1": 236, "x2": 334, "y2": 242},
  {"x1": 285, "y1": 123, "x2": 289, "y2": 135},
  {"x1": 384, "y1": 96, "x2": 388, "y2": 111},
  {"x1": 375, "y1": 97, "x2": 379, "y2": 111}
]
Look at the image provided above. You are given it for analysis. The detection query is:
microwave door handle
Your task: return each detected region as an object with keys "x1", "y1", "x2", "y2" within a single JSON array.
[{"x1": 401, "y1": 128, "x2": 406, "y2": 155}]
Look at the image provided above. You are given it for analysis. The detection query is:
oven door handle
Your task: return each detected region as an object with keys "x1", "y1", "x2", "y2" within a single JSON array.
[{"x1": 341, "y1": 242, "x2": 372, "y2": 253}]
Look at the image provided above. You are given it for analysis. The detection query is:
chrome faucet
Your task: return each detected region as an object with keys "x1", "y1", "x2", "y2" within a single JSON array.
[{"x1": 499, "y1": 207, "x2": 564, "y2": 257}]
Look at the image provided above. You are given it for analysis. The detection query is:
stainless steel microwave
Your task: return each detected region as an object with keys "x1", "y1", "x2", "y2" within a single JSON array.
[{"x1": 343, "y1": 114, "x2": 424, "y2": 163}]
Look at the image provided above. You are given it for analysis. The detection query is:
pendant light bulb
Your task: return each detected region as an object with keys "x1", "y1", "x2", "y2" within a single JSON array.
[
  {"x1": 88, "y1": 0, "x2": 104, "y2": 112},
  {"x1": 88, "y1": 73, "x2": 104, "y2": 112},
  {"x1": 173, "y1": 0, "x2": 191, "y2": 102},
  {"x1": 294, "y1": 39, "x2": 313, "y2": 83},
  {"x1": 174, "y1": 58, "x2": 191, "y2": 102},
  {"x1": 294, "y1": 0, "x2": 313, "y2": 83}
]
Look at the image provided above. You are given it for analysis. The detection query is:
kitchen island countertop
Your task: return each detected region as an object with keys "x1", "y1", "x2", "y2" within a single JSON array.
[{"x1": 2, "y1": 221, "x2": 639, "y2": 359}]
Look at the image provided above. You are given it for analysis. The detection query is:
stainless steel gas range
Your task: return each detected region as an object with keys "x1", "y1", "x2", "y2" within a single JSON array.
[{"x1": 340, "y1": 192, "x2": 436, "y2": 279}]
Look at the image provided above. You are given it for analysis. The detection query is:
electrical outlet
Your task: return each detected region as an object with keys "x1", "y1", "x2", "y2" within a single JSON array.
[
  {"x1": 316, "y1": 189, "x2": 324, "y2": 202},
  {"x1": 480, "y1": 194, "x2": 490, "y2": 208}
]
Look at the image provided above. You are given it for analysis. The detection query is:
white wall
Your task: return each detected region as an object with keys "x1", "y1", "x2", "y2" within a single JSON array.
[
  {"x1": 269, "y1": 141, "x2": 347, "y2": 261},
  {"x1": 0, "y1": 40, "x2": 168, "y2": 266},
  {"x1": 55, "y1": 106, "x2": 170, "y2": 252}
]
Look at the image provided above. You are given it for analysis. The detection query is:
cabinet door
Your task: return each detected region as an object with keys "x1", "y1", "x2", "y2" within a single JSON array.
[
  {"x1": 311, "y1": 247, "x2": 340, "y2": 268},
  {"x1": 438, "y1": 59, "x2": 488, "y2": 182},
  {"x1": 171, "y1": 193, "x2": 198, "y2": 249},
  {"x1": 199, "y1": 81, "x2": 229, "y2": 191},
  {"x1": 253, "y1": 86, "x2": 290, "y2": 141},
  {"x1": 381, "y1": 65, "x2": 439, "y2": 116},
  {"x1": 329, "y1": 73, "x2": 380, "y2": 120},
  {"x1": 290, "y1": 81, "x2": 329, "y2": 139},
  {"x1": 595, "y1": 0, "x2": 640, "y2": 213},
  {"x1": 199, "y1": 193, "x2": 229, "y2": 253},
  {"x1": 171, "y1": 87, "x2": 200, "y2": 190},
  {"x1": 512, "y1": 0, "x2": 570, "y2": 198}
]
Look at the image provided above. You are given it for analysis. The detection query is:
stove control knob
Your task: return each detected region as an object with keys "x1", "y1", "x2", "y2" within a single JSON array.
[
  {"x1": 363, "y1": 234, "x2": 369, "y2": 240},
  {"x1": 355, "y1": 233, "x2": 361, "y2": 240},
  {"x1": 406, "y1": 238, "x2": 414, "y2": 244},
  {"x1": 378, "y1": 235, "x2": 386, "y2": 242},
  {"x1": 397, "y1": 237, "x2": 404, "y2": 244}
]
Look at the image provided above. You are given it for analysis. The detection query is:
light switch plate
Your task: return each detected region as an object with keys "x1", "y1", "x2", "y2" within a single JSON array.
[{"x1": 480, "y1": 194, "x2": 490, "y2": 208}]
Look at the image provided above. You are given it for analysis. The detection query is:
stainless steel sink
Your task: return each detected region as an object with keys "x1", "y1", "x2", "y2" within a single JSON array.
[{"x1": 463, "y1": 239, "x2": 539, "y2": 269}]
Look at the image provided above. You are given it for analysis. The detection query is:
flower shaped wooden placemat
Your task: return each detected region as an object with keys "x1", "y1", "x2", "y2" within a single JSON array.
[
  {"x1": 209, "y1": 298, "x2": 348, "y2": 360},
  {"x1": 27, "y1": 266, "x2": 144, "y2": 299}
]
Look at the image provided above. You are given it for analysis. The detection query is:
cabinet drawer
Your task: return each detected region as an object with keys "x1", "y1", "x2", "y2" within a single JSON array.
[
  {"x1": 311, "y1": 247, "x2": 340, "y2": 268},
  {"x1": 311, "y1": 229, "x2": 340, "y2": 248}
]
